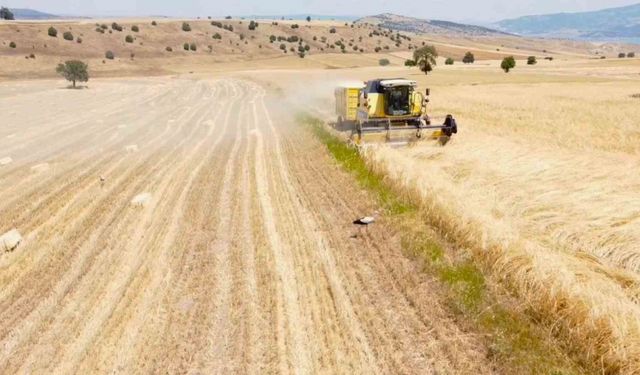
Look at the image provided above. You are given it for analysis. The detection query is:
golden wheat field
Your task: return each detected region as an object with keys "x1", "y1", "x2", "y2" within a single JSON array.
[{"x1": 360, "y1": 59, "x2": 640, "y2": 372}]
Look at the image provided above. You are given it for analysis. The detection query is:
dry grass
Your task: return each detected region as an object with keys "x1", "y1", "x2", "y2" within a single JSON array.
[{"x1": 361, "y1": 62, "x2": 640, "y2": 372}]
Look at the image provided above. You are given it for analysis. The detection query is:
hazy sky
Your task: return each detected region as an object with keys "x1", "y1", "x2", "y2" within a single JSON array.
[{"x1": 3, "y1": 0, "x2": 639, "y2": 22}]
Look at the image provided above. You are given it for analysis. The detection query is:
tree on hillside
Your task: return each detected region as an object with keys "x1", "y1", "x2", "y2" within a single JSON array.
[
  {"x1": 527, "y1": 56, "x2": 537, "y2": 65},
  {"x1": 413, "y1": 45, "x2": 438, "y2": 75},
  {"x1": 0, "y1": 6, "x2": 14, "y2": 20},
  {"x1": 56, "y1": 60, "x2": 89, "y2": 88},
  {"x1": 501, "y1": 56, "x2": 516, "y2": 73},
  {"x1": 618, "y1": 52, "x2": 626, "y2": 58},
  {"x1": 462, "y1": 51, "x2": 475, "y2": 64},
  {"x1": 306, "y1": 16, "x2": 311, "y2": 22},
  {"x1": 628, "y1": 52, "x2": 636, "y2": 58},
  {"x1": 445, "y1": 57, "x2": 454, "y2": 65}
]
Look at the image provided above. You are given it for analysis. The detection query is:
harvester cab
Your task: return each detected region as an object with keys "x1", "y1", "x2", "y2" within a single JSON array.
[{"x1": 334, "y1": 78, "x2": 457, "y2": 146}]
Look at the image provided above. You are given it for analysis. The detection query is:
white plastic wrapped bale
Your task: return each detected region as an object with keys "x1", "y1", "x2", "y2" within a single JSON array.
[
  {"x1": 131, "y1": 193, "x2": 152, "y2": 207},
  {"x1": 1, "y1": 229, "x2": 22, "y2": 252},
  {"x1": 0, "y1": 157, "x2": 13, "y2": 166}
]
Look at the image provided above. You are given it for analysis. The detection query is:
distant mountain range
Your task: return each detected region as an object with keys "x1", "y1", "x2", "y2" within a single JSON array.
[
  {"x1": 8, "y1": 8, "x2": 62, "y2": 20},
  {"x1": 357, "y1": 13, "x2": 509, "y2": 37},
  {"x1": 494, "y1": 3, "x2": 640, "y2": 40}
]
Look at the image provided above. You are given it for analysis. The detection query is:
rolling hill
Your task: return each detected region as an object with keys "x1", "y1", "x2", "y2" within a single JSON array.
[
  {"x1": 357, "y1": 13, "x2": 510, "y2": 37},
  {"x1": 494, "y1": 3, "x2": 640, "y2": 40}
]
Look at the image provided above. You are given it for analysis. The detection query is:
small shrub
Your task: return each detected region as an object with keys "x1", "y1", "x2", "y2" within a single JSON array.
[
  {"x1": 151, "y1": 21, "x2": 157, "y2": 26},
  {"x1": 125, "y1": 35, "x2": 134, "y2": 43},
  {"x1": 183, "y1": 43, "x2": 189, "y2": 50},
  {"x1": 501, "y1": 56, "x2": 516, "y2": 72},
  {"x1": 545, "y1": 56, "x2": 554, "y2": 61},
  {"x1": 291, "y1": 24, "x2": 299, "y2": 29},
  {"x1": 269, "y1": 35, "x2": 276, "y2": 43},
  {"x1": 279, "y1": 43, "x2": 286, "y2": 51},
  {"x1": 100, "y1": 24, "x2": 108, "y2": 30},
  {"x1": 111, "y1": 22, "x2": 123, "y2": 32},
  {"x1": 62, "y1": 31, "x2": 74, "y2": 41},
  {"x1": 374, "y1": 46, "x2": 381, "y2": 52},
  {"x1": 379, "y1": 58, "x2": 390, "y2": 66},
  {"x1": 76, "y1": 37, "x2": 82, "y2": 44},
  {"x1": 48, "y1": 26, "x2": 58, "y2": 37},
  {"x1": 95, "y1": 27, "x2": 105, "y2": 33},
  {"x1": 166, "y1": 46, "x2": 173, "y2": 52},
  {"x1": 527, "y1": 56, "x2": 537, "y2": 65},
  {"x1": 329, "y1": 27, "x2": 336, "y2": 34},
  {"x1": 9, "y1": 41, "x2": 16, "y2": 48},
  {"x1": 445, "y1": 57, "x2": 454, "y2": 65},
  {"x1": 404, "y1": 59, "x2": 416, "y2": 66},
  {"x1": 211, "y1": 21, "x2": 222, "y2": 28},
  {"x1": 618, "y1": 52, "x2": 626, "y2": 58},
  {"x1": 462, "y1": 51, "x2": 474, "y2": 64},
  {"x1": 189, "y1": 43, "x2": 196, "y2": 51},
  {"x1": 630, "y1": 93, "x2": 640, "y2": 99},
  {"x1": 105, "y1": 50, "x2": 115, "y2": 59},
  {"x1": 182, "y1": 22, "x2": 191, "y2": 32},
  {"x1": 628, "y1": 52, "x2": 636, "y2": 58},
  {"x1": 213, "y1": 33, "x2": 222, "y2": 40},
  {"x1": 131, "y1": 25, "x2": 139, "y2": 32},
  {"x1": 248, "y1": 20, "x2": 257, "y2": 30},
  {"x1": 29, "y1": 53, "x2": 35, "y2": 58}
]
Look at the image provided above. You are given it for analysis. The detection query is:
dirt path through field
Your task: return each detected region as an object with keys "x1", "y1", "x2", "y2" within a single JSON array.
[{"x1": 0, "y1": 76, "x2": 492, "y2": 374}]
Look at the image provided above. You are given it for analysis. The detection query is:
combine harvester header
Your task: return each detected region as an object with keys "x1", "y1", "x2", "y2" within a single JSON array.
[{"x1": 334, "y1": 78, "x2": 457, "y2": 146}]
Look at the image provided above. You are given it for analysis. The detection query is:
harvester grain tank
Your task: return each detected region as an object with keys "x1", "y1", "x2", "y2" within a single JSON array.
[{"x1": 334, "y1": 78, "x2": 457, "y2": 145}]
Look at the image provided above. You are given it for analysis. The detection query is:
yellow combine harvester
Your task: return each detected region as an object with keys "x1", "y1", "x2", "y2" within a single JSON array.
[{"x1": 334, "y1": 78, "x2": 457, "y2": 145}]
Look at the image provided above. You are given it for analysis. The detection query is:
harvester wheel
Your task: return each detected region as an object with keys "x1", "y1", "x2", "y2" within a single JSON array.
[{"x1": 443, "y1": 115, "x2": 458, "y2": 137}]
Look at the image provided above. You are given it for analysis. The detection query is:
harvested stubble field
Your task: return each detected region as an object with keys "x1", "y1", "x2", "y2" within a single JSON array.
[{"x1": 0, "y1": 75, "x2": 521, "y2": 374}]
